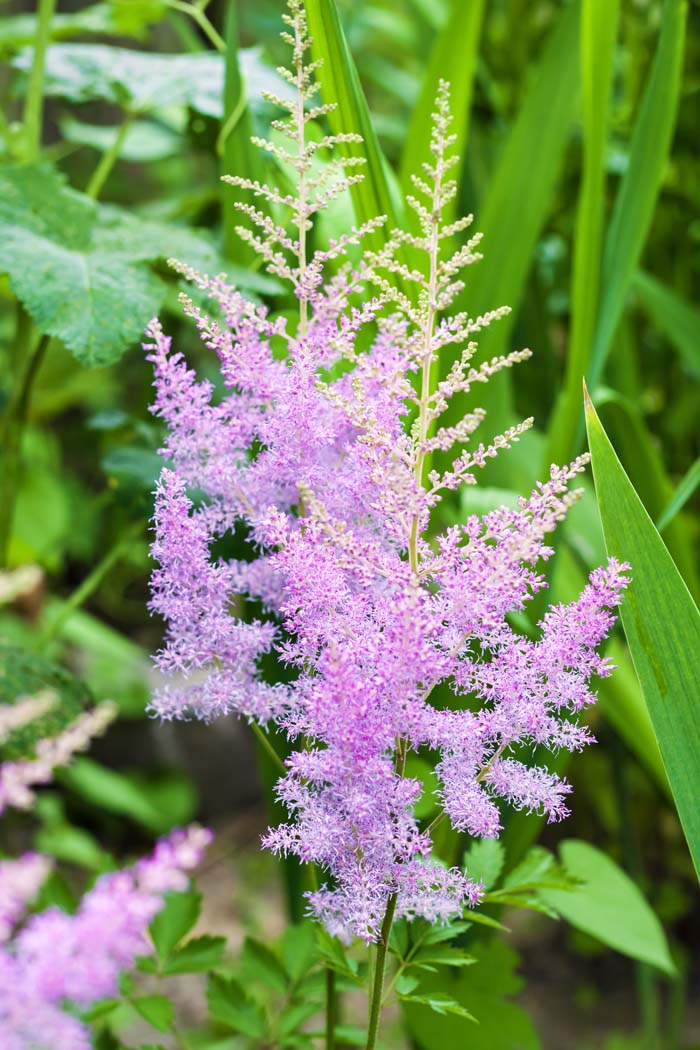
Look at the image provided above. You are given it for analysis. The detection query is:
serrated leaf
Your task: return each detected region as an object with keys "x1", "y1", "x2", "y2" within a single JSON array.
[
  {"x1": 410, "y1": 945, "x2": 475, "y2": 972},
  {"x1": 0, "y1": 165, "x2": 162, "y2": 365},
  {"x1": 399, "y1": 993, "x2": 476, "y2": 1021},
  {"x1": 502, "y1": 846, "x2": 558, "y2": 891},
  {"x1": 241, "y1": 937, "x2": 288, "y2": 994},
  {"x1": 162, "y1": 935, "x2": 226, "y2": 976},
  {"x1": 206, "y1": 974, "x2": 267, "y2": 1038},
  {"x1": 463, "y1": 839, "x2": 505, "y2": 891},
  {"x1": 316, "y1": 929, "x2": 361, "y2": 980},
  {"x1": 585, "y1": 395, "x2": 700, "y2": 879},
  {"x1": 279, "y1": 1000, "x2": 320, "y2": 1037},
  {"x1": 540, "y1": 840, "x2": 676, "y2": 976},
  {"x1": 132, "y1": 995, "x2": 174, "y2": 1033},
  {"x1": 149, "y1": 891, "x2": 201, "y2": 963}
]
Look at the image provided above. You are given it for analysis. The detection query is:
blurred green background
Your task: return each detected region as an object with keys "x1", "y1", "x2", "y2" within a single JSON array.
[{"x1": 0, "y1": 0, "x2": 698, "y2": 1047}]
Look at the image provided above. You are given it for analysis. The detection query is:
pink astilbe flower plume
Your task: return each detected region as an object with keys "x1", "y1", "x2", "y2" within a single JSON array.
[
  {"x1": 0, "y1": 826, "x2": 212, "y2": 1049},
  {"x1": 147, "y1": 2, "x2": 628, "y2": 944}
]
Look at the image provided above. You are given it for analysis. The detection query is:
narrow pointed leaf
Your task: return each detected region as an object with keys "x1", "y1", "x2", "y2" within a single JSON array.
[
  {"x1": 585, "y1": 393, "x2": 700, "y2": 879},
  {"x1": 634, "y1": 270, "x2": 700, "y2": 379},
  {"x1": 545, "y1": 0, "x2": 619, "y2": 467},
  {"x1": 399, "y1": 0, "x2": 485, "y2": 220},
  {"x1": 304, "y1": 0, "x2": 401, "y2": 244},
  {"x1": 657, "y1": 454, "x2": 700, "y2": 533},
  {"x1": 447, "y1": 2, "x2": 579, "y2": 447},
  {"x1": 588, "y1": 0, "x2": 686, "y2": 389}
]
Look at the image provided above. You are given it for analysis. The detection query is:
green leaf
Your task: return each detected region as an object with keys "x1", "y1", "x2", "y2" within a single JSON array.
[
  {"x1": 132, "y1": 995, "x2": 174, "y2": 1033},
  {"x1": 35, "y1": 822, "x2": 110, "y2": 871},
  {"x1": 403, "y1": 939, "x2": 541, "y2": 1050},
  {"x1": 409, "y1": 945, "x2": 475, "y2": 972},
  {"x1": 59, "y1": 115, "x2": 182, "y2": 162},
  {"x1": 162, "y1": 935, "x2": 226, "y2": 976},
  {"x1": 149, "y1": 890, "x2": 201, "y2": 963},
  {"x1": 280, "y1": 922, "x2": 318, "y2": 982},
  {"x1": 59, "y1": 758, "x2": 170, "y2": 832},
  {"x1": 545, "y1": 0, "x2": 620, "y2": 467},
  {"x1": 206, "y1": 974, "x2": 267, "y2": 1038},
  {"x1": 304, "y1": 0, "x2": 401, "y2": 246},
  {"x1": 540, "y1": 840, "x2": 675, "y2": 976},
  {"x1": 502, "y1": 846, "x2": 568, "y2": 892},
  {"x1": 241, "y1": 936, "x2": 288, "y2": 994},
  {"x1": 588, "y1": 0, "x2": 687, "y2": 389},
  {"x1": 13, "y1": 43, "x2": 288, "y2": 119},
  {"x1": 463, "y1": 839, "x2": 505, "y2": 891},
  {"x1": 585, "y1": 395, "x2": 700, "y2": 879},
  {"x1": 634, "y1": 270, "x2": 700, "y2": 379},
  {"x1": 0, "y1": 165, "x2": 162, "y2": 366},
  {"x1": 657, "y1": 453, "x2": 700, "y2": 534},
  {"x1": 399, "y1": 993, "x2": 476, "y2": 1020},
  {"x1": 399, "y1": 0, "x2": 485, "y2": 221},
  {"x1": 279, "y1": 1000, "x2": 320, "y2": 1037}
]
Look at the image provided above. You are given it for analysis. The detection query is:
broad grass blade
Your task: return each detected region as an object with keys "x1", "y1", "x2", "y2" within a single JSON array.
[
  {"x1": 585, "y1": 391, "x2": 700, "y2": 880},
  {"x1": 304, "y1": 0, "x2": 402, "y2": 246},
  {"x1": 399, "y1": 0, "x2": 485, "y2": 223},
  {"x1": 545, "y1": 0, "x2": 620, "y2": 468},
  {"x1": 588, "y1": 0, "x2": 687, "y2": 390}
]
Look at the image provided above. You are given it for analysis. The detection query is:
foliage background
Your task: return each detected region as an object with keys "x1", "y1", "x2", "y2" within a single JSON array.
[{"x1": 0, "y1": 0, "x2": 698, "y2": 1047}]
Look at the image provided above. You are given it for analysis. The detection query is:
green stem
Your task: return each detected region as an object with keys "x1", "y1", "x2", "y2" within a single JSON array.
[
  {"x1": 85, "y1": 116, "x2": 134, "y2": 199},
  {"x1": 167, "y1": 0, "x2": 225, "y2": 52},
  {"x1": 365, "y1": 893, "x2": 397, "y2": 1050},
  {"x1": 325, "y1": 967, "x2": 337, "y2": 1050},
  {"x1": 22, "y1": 0, "x2": 56, "y2": 161},
  {"x1": 249, "y1": 720, "x2": 287, "y2": 776},
  {"x1": 0, "y1": 325, "x2": 51, "y2": 568},
  {"x1": 38, "y1": 520, "x2": 144, "y2": 646}
]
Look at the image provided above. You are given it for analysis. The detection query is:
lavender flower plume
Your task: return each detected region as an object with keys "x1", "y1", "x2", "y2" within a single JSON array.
[
  {"x1": 0, "y1": 825, "x2": 212, "y2": 1050},
  {"x1": 147, "y1": 12, "x2": 628, "y2": 943}
]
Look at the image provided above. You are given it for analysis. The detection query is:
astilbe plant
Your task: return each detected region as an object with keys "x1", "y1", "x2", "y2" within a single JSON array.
[
  {"x1": 147, "y1": 1, "x2": 628, "y2": 1042},
  {"x1": 0, "y1": 691, "x2": 212, "y2": 1049}
]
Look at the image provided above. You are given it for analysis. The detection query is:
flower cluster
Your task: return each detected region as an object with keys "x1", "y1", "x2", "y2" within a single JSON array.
[
  {"x1": 0, "y1": 825, "x2": 211, "y2": 1050},
  {"x1": 148, "y1": 2, "x2": 628, "y2": 942}
]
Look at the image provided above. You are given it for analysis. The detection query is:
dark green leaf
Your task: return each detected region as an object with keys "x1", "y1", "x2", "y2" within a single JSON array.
[
  {"x1": 59, "y1": 758, "x2": 169, "y2": 832},
  {"x1": 241, "y1": 936, "x2": 288, "y2": 993}
]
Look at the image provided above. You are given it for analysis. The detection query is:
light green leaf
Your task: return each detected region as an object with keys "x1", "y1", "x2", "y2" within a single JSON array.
[
  {"x1": 0, "y1": 165, "x2": 161, "y2": 365},
  {"x1": 59, "y1": 115, "x2": 182, "y2": 162},
  {"x1": 280, "y1": 922, "x2": 318, "y2": 982},
  {"x1": 634, "y1": 270, "x2": 700, "y2": 379},
  {"x1": 463, "y1": 839, "x2": 505, "y2": 891},
  {"x1": 13, "y1": 43, "x2": 288, "y2": 118},
  {"x1": 540, "y1": 840, "x2": 675, "y2": 976},
  {"x1": 59, "y1": 757, "x2": 169, "y2": 831},
  {"x1": 400, "y1": 993, "x2": 476, "y2": 1020},
  {"x1": 163, "y1": 935, "x2": 226, "y2": 976},
  {"x1": 585, "y1": 395, "x2": 700, "y2": 880},
  {"x1": 588, "y1": 0, "x2": 687, "y2": 389},
  {"x1": 241, "y1": 936, "x2": 288, "y2": 994},
  {"x1": 132, "y1": 995, "x2": 174, "y2": 1033},
  {"x1": 149, "y1": 890, "x2": 201, "y2": 963},
  {"x1": 206, "y1": 974, "x2": 267, "y2": 1038}
]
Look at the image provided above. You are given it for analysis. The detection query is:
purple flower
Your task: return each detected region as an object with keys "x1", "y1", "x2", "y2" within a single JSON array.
[{"x1": 147, "y1": 52, "x2": 629, "y2": 942}]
